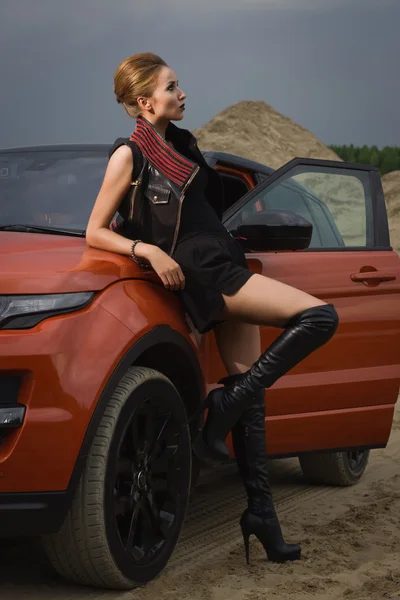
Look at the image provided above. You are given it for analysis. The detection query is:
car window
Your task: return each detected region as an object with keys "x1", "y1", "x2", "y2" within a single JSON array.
[
  {"x1": 0, "y1": 151, "x2": 108, "y2": 231},
  {"x1": 225, "y1": 164, "x2": 374, "y2": 249},
  {"x1": 245, "y1": 183, "x2": 325, "y2": 247},
  {"x1": 303, "y1": 193, "x2": 341, "y2": 247}
]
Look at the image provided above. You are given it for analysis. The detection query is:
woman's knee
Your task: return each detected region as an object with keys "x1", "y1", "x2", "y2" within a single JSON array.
[{"x1": 286, "y1": 303, "x2": 339, "y2": 340}]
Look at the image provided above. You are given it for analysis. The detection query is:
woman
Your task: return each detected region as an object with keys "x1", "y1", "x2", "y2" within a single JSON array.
[{"x1": 86, "y1": 52, "x2": 339, "y2": 565}]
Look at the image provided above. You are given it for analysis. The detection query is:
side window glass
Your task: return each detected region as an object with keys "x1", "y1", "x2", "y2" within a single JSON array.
[
  {"x1": 252, "y1": 184, "x2": 323, "y2": 247},
  {"x1": 225, "y1": 165, "x2": 373, "y2": 249},
  {"x1": 303, "y1": 195, "x2": 340, "y2": 248}
]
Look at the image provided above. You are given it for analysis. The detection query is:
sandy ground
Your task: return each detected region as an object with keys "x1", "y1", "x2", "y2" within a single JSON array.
[{"x1": 0, "y1": 399, "x2": 399, "y2": 600}]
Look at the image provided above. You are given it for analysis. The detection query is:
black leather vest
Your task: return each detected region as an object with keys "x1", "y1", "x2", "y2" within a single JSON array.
[{"x1": 109, "y1": 118, "x2": 224, "y2": 256}]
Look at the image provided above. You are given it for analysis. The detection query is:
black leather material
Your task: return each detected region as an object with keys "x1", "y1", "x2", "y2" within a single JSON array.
[
  {"x1": 246, "y1": 303, "x2": 339, "y2": 390},
  {"x1": 240, "y1": 509, "x2": 301, "y2": 563},
  {"x1": 194, "y1": 304, "x2": 339, "y2": 463},
  {"x1": 146, "y1": 182, "x2": 171, "y2": 205},
  {"x1": 231, "y1": 388, "x2": 274, "y2": 517},
  {"x1": 222, "y1": 375, "x2": 301, "y2": 563},
  {"x1": 108, "y1": 122, "x2": 225, "y2": 255},
  {"x1": 138, "y1": 161, "x2": 183, "y2": 253}
]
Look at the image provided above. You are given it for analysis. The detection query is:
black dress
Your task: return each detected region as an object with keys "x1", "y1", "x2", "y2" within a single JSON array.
[{"x1": 172, "y1": 165, "x2": 254, "y2": 333}]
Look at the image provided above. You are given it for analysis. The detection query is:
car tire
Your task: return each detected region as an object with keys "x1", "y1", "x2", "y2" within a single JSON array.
[
  {"x1": 299, "y1": 448, "x2": 370, "y2": 486},
  {"x1": 42, "y1": 366, "x2": 192, "y2": 590}
]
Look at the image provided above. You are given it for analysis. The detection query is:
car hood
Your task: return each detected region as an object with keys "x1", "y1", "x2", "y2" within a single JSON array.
[{"x1": 0, "y1": 232, "x2": 151, "y2": 294}]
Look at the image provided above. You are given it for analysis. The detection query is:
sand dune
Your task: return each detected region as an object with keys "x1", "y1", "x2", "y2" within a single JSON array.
[{"x1": 193, "y1": 100, "x2": 340, "y2": 170}]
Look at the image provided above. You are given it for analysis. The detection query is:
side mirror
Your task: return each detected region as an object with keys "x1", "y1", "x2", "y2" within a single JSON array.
[{"x1": 231, "y1": 209, "x2": 313, "y2": 251}]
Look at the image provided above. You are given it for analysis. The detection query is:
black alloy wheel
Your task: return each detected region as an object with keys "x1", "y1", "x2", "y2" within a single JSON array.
[
  {"x1": 108, "y1": 394, "x2": 187, "y2": 567},
  {"x1": 345, "y1": 448, "x2": 370, "y2": 476},
  {"x1": 43, "y1": 367, "x2": 191, "y2": 590}
]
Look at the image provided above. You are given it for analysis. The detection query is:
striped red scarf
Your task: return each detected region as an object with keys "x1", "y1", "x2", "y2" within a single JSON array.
[{"x1": 130, "y1": 116, "x2": 197, "y2": 189}]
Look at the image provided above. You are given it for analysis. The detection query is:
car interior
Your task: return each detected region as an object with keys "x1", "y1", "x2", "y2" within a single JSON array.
[{"x1": 217, "y1": 171, "x2": 252, "y2": 211}]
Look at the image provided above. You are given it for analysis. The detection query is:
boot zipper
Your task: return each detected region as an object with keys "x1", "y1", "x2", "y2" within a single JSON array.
[
  {"x1": 129, "y1": 179, "x2": 141, "y2": 220},
  {"x1": 169, "y1": 165, "x2": 200, "y2": 255}
]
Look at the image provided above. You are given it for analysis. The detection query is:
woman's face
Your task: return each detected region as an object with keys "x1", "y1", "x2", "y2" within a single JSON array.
[{"x1": 143, "y1": 66, "x2": 187, "y2": 121}]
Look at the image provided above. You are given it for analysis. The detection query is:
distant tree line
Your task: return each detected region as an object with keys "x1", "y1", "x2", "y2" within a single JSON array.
[{"x1": 329, "y1": 145, "x2": 400, "y2": 176}]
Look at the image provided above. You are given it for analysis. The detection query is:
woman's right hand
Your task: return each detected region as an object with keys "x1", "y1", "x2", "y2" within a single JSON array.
[{"x1": 145, "y1": 246, "x2": 185, "y2": 291}]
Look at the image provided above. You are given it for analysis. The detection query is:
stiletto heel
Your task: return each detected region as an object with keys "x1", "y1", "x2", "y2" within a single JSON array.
[
  {"x1": 239, "y1": 509, "x2": 301, "y2": 563},
  {"x1": 240, "y1": 522, "x2": 250, "y2": 565},
  {"x1": 231, "y1": 382, "x2": 302, "y2": 567}
]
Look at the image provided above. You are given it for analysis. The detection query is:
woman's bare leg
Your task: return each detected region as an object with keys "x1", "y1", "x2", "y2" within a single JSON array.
[
  {"x1": 193, "y1": 272, "x2": 338, "y2": 465},
  {"x1": 220, "y1": 273, "x2": 326, "y2": 326},
  {"x1": 214, "y1": 321, "x2": 261, "y2": 376},
  {"x1": 214, "y1": 271, "x2": 324, "y2": 376}
]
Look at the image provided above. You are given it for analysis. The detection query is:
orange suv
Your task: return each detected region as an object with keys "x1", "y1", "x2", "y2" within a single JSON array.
[{"x1": 0, "y1": 144, "x2": 399, "y2": 590}]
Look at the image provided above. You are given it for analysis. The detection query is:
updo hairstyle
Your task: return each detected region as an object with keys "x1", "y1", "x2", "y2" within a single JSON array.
[{"x1": 114, "y1": 52, "x2": 168, "y2": 118}]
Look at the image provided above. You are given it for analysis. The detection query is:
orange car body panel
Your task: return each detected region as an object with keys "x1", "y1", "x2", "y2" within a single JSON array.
[
  {"x1": 0, "y1": 254, "x2": 201, "y2": 492},
  {"x1": 1, "y1": 232, "x2": 399, "y2": 493},
  {"x1": 0, "y1": 232, "x2": 147, "y2": 294},
  {"x1": 207, "y1": 248, "x2": 400, "y2": 455}
]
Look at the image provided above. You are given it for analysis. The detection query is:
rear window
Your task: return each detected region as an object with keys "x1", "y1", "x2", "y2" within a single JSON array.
[{"x1": 0, "y1": 150, "x2": 108, "y2": 231}]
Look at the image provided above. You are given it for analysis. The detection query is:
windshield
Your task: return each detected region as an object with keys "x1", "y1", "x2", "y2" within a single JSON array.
[{"x1": 0, "y1": 150, "x2": 109, "y2": 233}]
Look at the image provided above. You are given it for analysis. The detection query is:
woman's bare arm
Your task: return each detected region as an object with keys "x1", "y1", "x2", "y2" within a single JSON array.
[
  {"x1": 85, "y1": 145, "x2": 185, "y2": 290},
  {"x1": 86, "y1": 145, "x2": 143, "y2": 256}
]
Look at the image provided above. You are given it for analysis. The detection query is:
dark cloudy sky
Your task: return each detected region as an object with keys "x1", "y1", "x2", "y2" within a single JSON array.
[{"x1": 1, "y1": 0, "x2": 399, "y2": 149}]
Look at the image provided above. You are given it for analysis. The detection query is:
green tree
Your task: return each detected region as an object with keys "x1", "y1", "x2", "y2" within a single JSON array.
[
  {"x1": 369, "y1": 146, "x2": 379, "y2": 167},
  {"x1": 358, "y1": 145, "x2": 371, "y2": 164},
  {"x1": 328, "y1": 144, "x2": 400, "y2": 175}
]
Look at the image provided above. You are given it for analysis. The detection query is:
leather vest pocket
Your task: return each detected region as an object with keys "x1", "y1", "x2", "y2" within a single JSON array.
[{"x1": 146, "y1": 183, "x2": 171, "y2": 205}]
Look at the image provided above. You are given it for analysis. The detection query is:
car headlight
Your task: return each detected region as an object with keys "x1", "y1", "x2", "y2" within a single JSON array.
[{"x1": 0, "y1": 292, "x2": 94, "y2": 329}]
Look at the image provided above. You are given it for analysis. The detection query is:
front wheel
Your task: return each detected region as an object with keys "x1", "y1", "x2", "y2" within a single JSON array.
[
  {"x1": 43, "y1": 367, "x2": 191, "y2": 590},
  {"x1": 299, "y1": 448, "x2": 370, "y2": 486}
]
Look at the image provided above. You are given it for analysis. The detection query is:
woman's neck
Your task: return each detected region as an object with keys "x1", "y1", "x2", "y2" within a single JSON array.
[{"x1": 139, "y1": 114, "x2": 169, "y2": 140}]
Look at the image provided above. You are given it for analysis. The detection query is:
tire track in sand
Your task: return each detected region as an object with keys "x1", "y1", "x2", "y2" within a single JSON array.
[
  {"x1": 168, "y1": 425, "x2": 400, "y2": 572},
  {"x1": 0, "y1": 417, "x2": 398, "y2": 599}
]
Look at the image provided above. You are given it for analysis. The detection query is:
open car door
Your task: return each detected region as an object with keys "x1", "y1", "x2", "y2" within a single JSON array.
[{"x1": 205, "y1": 158, "x2": 400, "y2": 457}]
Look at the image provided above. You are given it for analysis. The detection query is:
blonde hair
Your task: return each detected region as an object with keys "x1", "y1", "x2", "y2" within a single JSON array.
[{"x1": 114, "y1": 52, "x2": 168, "y2": 118}]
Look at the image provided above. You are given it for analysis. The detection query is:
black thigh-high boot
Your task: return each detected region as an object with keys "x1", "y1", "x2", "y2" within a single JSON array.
[
  {"x1": 226, "y1": 376, "x2": 301, "y2": 564},
  {"x1": 193, "y1": 303, "x2": 339, "y2": 465}
]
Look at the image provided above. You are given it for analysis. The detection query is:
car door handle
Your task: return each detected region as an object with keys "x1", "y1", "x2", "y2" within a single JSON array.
[{"x1": 351, "y1": 271, "x2": 396, "y2": 283}]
